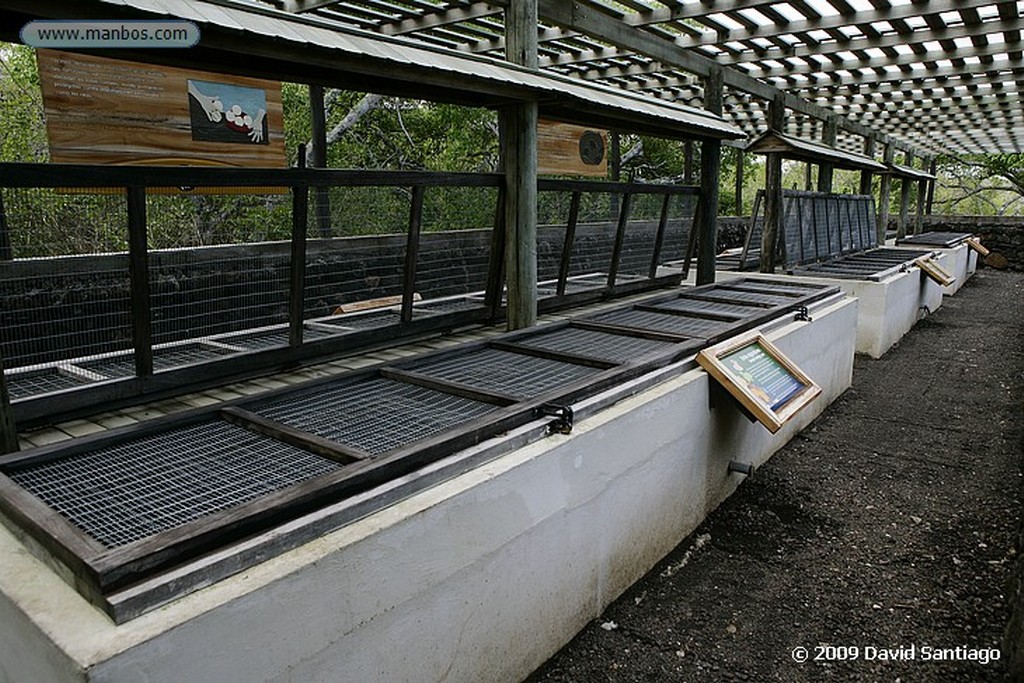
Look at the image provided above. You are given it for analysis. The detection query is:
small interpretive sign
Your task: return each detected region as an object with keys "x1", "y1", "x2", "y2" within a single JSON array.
[
  {"x1": 915, "y1": 257, "x2": 957, "y2": 287},
  {"x1": 697, "y1": 333, "x2": 820, "y2": 433},
  {"x1": 965, "y1": 238, "x2": 990, "y2": 257}
]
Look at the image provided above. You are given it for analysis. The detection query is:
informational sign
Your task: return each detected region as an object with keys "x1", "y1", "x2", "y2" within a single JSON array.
[
  {"x1": 537, "y1": 119, "x2": 608, "y2": 177},
  {"x1": 37, "y1": 49, "x2": 286, "y2": 168},
  {"x1": 915, "y1": 257, "x2": 956, "y2": 287},
  {"x1": 697, "y1": 333, "x2": 821, "y2": 433},
  {"x1": 966, "y1": 237, "x2": 990, "y2": 257}
]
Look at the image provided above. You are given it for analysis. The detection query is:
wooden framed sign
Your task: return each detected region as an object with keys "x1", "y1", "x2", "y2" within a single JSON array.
[
  {"x1": 966, "y1": 237, "x2": 990, "y2": 256},
  {"x1": 697, "y1": 332, "x2": 821, "y2": 434},
  {"x1": 915, "y1": 257, "x2": 956, "y2": 287}
]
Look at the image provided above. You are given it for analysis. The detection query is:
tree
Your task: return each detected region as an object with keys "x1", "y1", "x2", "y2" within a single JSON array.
[
  {"x1": 0, "y1": 43, "x2": 47, "y2": 163},
  {"x1": 932, "y1": 154, "x2": 1024, "y2": 216}
]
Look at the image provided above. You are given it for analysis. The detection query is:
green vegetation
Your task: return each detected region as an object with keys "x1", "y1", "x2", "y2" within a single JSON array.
[{"x1": 1, "y1": 40, "x2": 1022, "y2": 259}]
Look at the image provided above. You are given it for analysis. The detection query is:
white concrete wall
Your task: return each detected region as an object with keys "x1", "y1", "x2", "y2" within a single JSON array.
[
  {"x1": 0, "y1": 297, "x2": 857, "y2": 683},
  {"x1": 893, "y1": 244, "x2": 971, "y2": 295},
  {"x1": 717, "y1": 270, "x2": 942, "y2": 358}
]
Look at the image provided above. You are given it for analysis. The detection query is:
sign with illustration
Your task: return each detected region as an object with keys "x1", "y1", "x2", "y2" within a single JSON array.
[
  {"x1": 37, "y1": 49, "x2": 285, "y2": 167},
  {"x1": 187, "y1": 80, "x2": 268, "y2": 144},
  {"x1": 697, "y1": 332, "x2": 820, "y2": 433},
  {"x1": 538, "y1": 119, "x2": 608, "y2": 177}
]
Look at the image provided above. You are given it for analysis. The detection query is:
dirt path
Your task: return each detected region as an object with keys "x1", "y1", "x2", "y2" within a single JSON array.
[{"x1": 527, "y1": 269, "x2": 1024, "y2": 682}]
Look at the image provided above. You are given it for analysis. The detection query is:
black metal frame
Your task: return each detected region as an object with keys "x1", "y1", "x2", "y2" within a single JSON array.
[
  {"x1": 0, "y1": 277, "x2": 839, "y2": 622},
  {"x1": 0, "y1": 164, "x2": 698, "y2": 429}
]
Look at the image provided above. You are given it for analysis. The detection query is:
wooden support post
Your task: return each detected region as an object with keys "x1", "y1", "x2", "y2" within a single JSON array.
[
  {"x1": 127, "y1": 186, "x2": 152, "y2": 378},
  {"x1": 696, "y1": 66, "x2": 723, "y2": 285},
  {"x1": 502, "y1": 0, "x2": 539, "y2": 330},
  {"x1": 897, "y1": 153, "x2": 913, "y2": 239},
  {"x1": 401, "y1": 185, "x2": 425, "y2": 323},
  {"x1": 926, "y1": 158, "x2": 938, "y2": 215},
  {"x1": 289, "y1": 148, "x2": 309, "y2": 348},
  {"x1": 0, "y1": 192, "x2": 11, "y2": 261},
  {"x1": 804, "y1": 163, "x2": 813, "y2": 191},
  {"x1": 817, "y1": 115, "x2": 837, "y2": 193},
  {"x1": 734, "y1": 148, "x2": 744, "y2": 215},
  {"x1": 683, "y1": 141, "x2": 695, "y2": 185},
  {"x1": 878, "y1": 144, "x2": 894, "y2": 245},
  {"x1": 610, "y1": 131, "x2": 621, "y2": 217},
  {"x1": 859, "y1": 135, "x2": 876, "y2": 196},
  {"x1": 0, "y1": 349, "x2": 17, "y2": 454},
  {"x1": 915, "y1": 171, "x2": 928, "y2": 236},
  {"x1": 760, "y1": 95, "x2": 785, "y2": 273},
  {"x1": 309, "y1": 85, "x2": 332, "y2": 238}
]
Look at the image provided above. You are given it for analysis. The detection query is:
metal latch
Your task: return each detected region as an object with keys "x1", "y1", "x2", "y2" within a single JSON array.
[
  {"x1": 537, "y1": 404, "x2": 574, "y2": 435},
  {"x1": 794, "y1": 305, "x2": 812, "y2": 322}
]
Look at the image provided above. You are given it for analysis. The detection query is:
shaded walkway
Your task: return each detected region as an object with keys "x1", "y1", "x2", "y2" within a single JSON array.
[{"x1": 528, "y1": 269, "x2": 1024, "y2": 682}]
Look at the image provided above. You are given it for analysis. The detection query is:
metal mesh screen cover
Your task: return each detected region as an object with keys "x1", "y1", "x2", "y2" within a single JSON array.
[
  {"x1": 252, "y1": 376, "x2": 497, "y2": 455},
  {"x1": 8, "y1": 421, "x2": 340, "y2": 548}
]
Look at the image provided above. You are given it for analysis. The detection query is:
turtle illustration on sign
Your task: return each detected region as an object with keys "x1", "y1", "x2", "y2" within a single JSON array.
[{"x1": 188, "y1": 80, "x2": 268, "y2": 145}]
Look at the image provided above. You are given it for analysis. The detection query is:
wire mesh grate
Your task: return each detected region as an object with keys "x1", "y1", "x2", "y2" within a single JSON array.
[
  {"x1": 80, "y1": 343, "x2": 241, "y2": 378},
  {"x1": 413, "y1": 298, "x2": 485, "y2": 314},
  {"x1": 410, "y1": 348, "x2": 601, "y2": 399},
  {"x1": 516, "y1": 327, "x2": 676, "y2": 363},
  {"x1": 652, "y1": 298, "x2": 750, "y2": 318},
  {"x1": 588, "y1": 309, "x2": 731, "y2": 337},
  {"x1": 218, "y1": 325, "x2": 337, "y2": 351},
  {"x1": 251, "y1": 377, "x2": 497, "y2": 455},
  {"x1": 7, "y1": 367, "x2": 93, "y2": 401},
  {"x1": 690, "y1": 289, "x2": 795, "y2": 306},
  {"x1": 718, "y1": 281, "x2": 811, "y2": 297},
  {"x1": 8, "y1": 421, "x2": 341, "y2": 548},
  {"x1": 321, "y1": 310, "x2": 402, "y2": 330}
]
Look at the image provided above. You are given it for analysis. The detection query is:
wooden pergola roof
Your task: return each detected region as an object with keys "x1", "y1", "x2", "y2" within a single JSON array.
[{"x1": 269, "y1": 0, "x2": 1024, "y2": 159}]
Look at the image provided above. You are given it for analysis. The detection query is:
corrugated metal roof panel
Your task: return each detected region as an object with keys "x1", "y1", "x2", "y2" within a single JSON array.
[
  {"x1": 62, "y1": 0, "x2": 742, "y2": 141},
  {"x1": 882, "y1": 164, "x2": 937, "y2": 181},
  {"x1": 745, "y1": 131, "x2": 887, "y2": 171}
]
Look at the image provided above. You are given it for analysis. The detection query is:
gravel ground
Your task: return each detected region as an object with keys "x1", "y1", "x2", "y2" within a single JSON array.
[{"x1": 527, "y1": 268, "x2": 1024, "y2": 683}]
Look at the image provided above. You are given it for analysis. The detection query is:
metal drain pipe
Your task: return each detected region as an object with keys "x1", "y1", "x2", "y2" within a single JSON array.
[{"x1": 728, "y1": 460, "x2": 755, "y2": 477}]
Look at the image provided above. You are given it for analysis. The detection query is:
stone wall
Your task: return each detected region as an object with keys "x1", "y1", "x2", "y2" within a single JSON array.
[{"x1": 920, "y1": 215, "x2": 1024, "y2": 270}]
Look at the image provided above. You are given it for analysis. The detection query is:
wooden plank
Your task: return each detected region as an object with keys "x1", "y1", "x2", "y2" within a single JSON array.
[
  {"x1": 401, "y1": 186, "x2": 425, "y2": 324},
  {"x1": 569, "y1": 319, "x2": 695, "y2": 343},
  {"x1": 537, "y1": 119, "x2": 608, "y2": 177},
  {"x1": 289, "y1": 159, "x2": 309, "y2": 349},
  {"x1": 379, "y1": 367, "x2": 517, "y2": 406},
  {"x1": 37, "y1": 50, "x2": 286, "y2": 169},
  {"x1": 220, "y1": 406, "x2": 368, "y2": 464},
  {"x1": 334, "y1": 294, "x2": 420, "y2": 315},
  {"x1": 635, "y1": 303, "x2": 740, "y2": 322},
  {"x1": 126, "y1": 186, "x2": 152, "y2": 378},
  {"x1": 484, "y1": 185, "x2": 506, "y2": 316},
  {"x1": 488, "y1": 339, "x2": 619, "y2": 370}
]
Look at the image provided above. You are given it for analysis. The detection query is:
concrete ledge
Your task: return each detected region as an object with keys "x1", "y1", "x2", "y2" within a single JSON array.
[
  {"x1": 0, "y1": 295, "x2": 856, "y2": 683},
  {"x1": 718, "y1": 267, "x2": 942, "y2": 358}
]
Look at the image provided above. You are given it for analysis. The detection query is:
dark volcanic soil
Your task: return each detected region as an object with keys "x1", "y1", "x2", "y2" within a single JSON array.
[{"x1": 527, "y1": 269, "x2": 1024, "y2": 683}]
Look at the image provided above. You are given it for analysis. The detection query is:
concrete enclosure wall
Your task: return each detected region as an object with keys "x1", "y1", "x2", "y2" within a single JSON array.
[{"x1": 0, "y1": 294, "x2": 857, "y2": 683}]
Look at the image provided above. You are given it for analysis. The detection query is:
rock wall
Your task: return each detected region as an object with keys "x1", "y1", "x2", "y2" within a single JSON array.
[{"x1": 920, "y1": 216, "x2": 1024, "y2": 270}]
